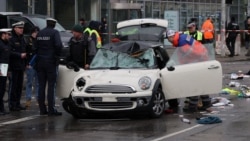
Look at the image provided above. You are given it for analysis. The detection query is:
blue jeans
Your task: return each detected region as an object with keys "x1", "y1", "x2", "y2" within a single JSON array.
[{"x1": 25, "y1": 67, "x2": 39, "y2": 101}]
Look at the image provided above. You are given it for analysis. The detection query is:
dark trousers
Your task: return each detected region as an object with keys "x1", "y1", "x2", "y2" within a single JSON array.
[
  {"x1": 188, "y1": 95, "x2": 211, "y2": 110},
  {"x1": 226, "y1": 37, "x2": 236, "y2": 56},
  {"x1": 0, "y1": 76, "x2": 7, "y2": 111},
  {"x1": 9, "y1": 70, "x2": 24, "y2": 109},
  {"x1": 168, "y1": 99, "x2": 179, "y2": 109},
  {"x1": 37, "y1": 61, "x2": 58, "y2": 113}
]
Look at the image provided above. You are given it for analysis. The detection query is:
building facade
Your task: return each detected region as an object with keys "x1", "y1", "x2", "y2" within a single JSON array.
[{"x1": 1, "y1": 0, "x2": 248, "y2": 41}]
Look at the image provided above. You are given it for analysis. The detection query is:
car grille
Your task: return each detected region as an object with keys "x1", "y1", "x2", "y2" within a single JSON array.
[
  {"x1": 85, "y1": 85, "x2": 136, "y2": 93},
  {"x1": 88, "y1": 102, "x2": 133, "y2": 109}
]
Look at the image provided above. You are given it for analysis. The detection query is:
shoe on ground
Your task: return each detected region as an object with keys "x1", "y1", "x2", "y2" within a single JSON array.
[
  {"x1": 25, "y1": 100, "x2": 31, "y2": 108},
  {"x1": 0, "y1": 110, "x2": 10, "y2": 115},
  {"x1": 17, "y1": 105, "x2": 26, "y2": 110},
  {"x1": 40, "y1": 111, "x2": 48, "y2": 115},
  {"x1": 245, "y1": 53, "x2": 250, "y2": 56},
  {"x1": 48, "y1": 111, "x2": 62, "y2": 116},
  {"x1": 9, "y1": 107, "x2": 20, "y2": 111}
]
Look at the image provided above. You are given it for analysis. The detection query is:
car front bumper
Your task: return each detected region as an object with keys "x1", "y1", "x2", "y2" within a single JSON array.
[{"x1": 71, "y1": 91, "x2": 153, "y2": 112}]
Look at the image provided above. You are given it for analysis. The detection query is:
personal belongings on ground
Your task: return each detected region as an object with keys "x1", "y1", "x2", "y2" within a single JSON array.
[
  {"x1": 212, "y1": 97, "x2": 233, "y2": 107},
  {"x1": 228, "y1": 81, "x2": 240, "y2": 87},
  {"x1": 230, "y1": 73, "x2": 243, "y2": 80},
  {"x1": 196, "y1": 116, "x2": 222, "y2": 124},
  {"x1": 179, "y1": 115, "x2": 191, "y2": 124}
]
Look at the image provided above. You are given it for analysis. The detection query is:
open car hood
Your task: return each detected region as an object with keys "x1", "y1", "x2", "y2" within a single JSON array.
[
  {"x1": 102, "y1": 41, "x2": 162, "y2": 54},
  {"x1": 116, "y1": 19, "x2": 168, "y2": 42}
]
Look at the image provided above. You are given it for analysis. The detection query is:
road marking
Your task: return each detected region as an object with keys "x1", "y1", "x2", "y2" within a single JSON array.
[
  {"x1": 0, "y1": 115, "x2": 40, "y2": 127},
  {"x1": 151, "y1": 124, "x2": 203, "y2": 141}
]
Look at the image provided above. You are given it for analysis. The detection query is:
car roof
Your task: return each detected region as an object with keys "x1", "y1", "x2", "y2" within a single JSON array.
[
  {"x1": 0, "y1": 12, "x2": 23, "y2": 16},
  {"x1": 22, "y1": 14, "x2": 50, "y2": 19},
  {"x1": 117, "y1": 18, "x2": 168, "y2": 29}
]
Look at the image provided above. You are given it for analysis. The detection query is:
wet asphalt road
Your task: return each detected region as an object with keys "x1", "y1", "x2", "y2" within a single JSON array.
[{"x1": 1, "y1": 61, "x2": 250, "y2": 141}]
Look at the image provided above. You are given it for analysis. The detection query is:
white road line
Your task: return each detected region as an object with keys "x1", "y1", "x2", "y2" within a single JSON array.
[
  {"x1": 151, "y1": 124, "x2": 203, "y2": 141},
  {"x1": 0, "y1": 115, "x2": 40, "y2": 127}
]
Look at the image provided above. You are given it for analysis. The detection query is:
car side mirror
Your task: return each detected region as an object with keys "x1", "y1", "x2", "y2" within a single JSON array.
[{"x1": 167, "y1": 66, "x2": 175, "y2": 71}]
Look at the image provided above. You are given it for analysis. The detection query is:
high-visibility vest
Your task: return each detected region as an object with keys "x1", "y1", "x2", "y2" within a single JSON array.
[
  {"x1": 84, "y1": 28, "x2": 102, "y2": 48},
  {"x1": 184, "y1": 31, "x2": 203, "y2": 41}
]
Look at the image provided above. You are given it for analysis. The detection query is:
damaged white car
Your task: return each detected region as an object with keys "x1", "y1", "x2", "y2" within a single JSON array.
[{"x1": 56, "y1": 19, "x2": 222, "y2": 118}]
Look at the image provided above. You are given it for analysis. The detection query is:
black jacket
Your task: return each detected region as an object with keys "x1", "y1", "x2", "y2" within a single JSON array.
[
  {"x1": 25, "y1": 36, "x2": 36, "y2": 63},
  {"x1": 67, "y1": 35, "x2": 90, "y2": 68},
  {"x1": 36, "y1": 27, "x2": 62, "y2": 65},
  {"x1": 0, "y1": 39, "x2": 10, "y2": 65},
  {"x1": 226, "y1": 22, "x2": 239, "y2": 39},
  {"x1": 9, "y1": 31, "x2": 26, "y2": 71}
]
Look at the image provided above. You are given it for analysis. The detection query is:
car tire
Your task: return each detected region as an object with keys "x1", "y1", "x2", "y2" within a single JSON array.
[
  {"x1": 62, "y1": 95, "x2": 86, "y2": 119},
  {"x1": 149, "y1": 87, "x2": 165, "y2": 118}
]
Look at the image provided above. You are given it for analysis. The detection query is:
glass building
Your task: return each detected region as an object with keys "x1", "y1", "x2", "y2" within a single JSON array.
[{"x1": 3, "y1": 0, "x2": 248, "y2": 41}]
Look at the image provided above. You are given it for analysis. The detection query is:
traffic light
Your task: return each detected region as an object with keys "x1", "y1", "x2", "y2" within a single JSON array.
[{"x1": 226, "y1": 0, "x2": 233, "y2": 4}]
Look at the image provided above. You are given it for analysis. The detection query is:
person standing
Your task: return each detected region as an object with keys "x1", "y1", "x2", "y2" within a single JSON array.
[
  {"x1": 0, "y1": 28, "x2": 12, "y2": 115},
  {"x1": 9, "y1": 21, "x2": 27, "y2": 111},
  {"x1": 36, "y1": 18, "x2": 63, "y2": 116},
  {"x1": 184, "y1": 22, "x2": 203, "y2": 43},
  {"x1": 100, "y1": 17, "x2": 108, "y2": 44},
  {"x1": 79, "y1": 18, "x2": 86, "y2": 31},
  {"x1": 201, "y1": 17, "x2": 214, "y2": 44},
  {"x1": 245, "y1": 18, "x2": 250, "y2": 55},
  {"x1": 166, "y1": 30, "x2": 210, "y2": 113},
  {"x1": 226, "y1": 16, "x2": 239, "y2": 57},
  {"x1": 25, "y1": 26, "x2": 39, "y2": 108},
  {"x1": 66, "y1": 24, "x2": 96, "y2": 69}
]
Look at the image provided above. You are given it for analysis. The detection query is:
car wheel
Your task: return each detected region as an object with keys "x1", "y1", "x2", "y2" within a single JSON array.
[
  {"x1": 149, "y1": 87, "x2": 165, "y2": 118},
  {"x1": 62, "y1": 95, "x2": 86, "y2": 119}
]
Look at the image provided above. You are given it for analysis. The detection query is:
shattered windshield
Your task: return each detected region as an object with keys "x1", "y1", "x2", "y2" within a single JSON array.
[
  {"x1": 166, "y1": 43, "x2": 215, "y2": 67},
  {"x1": 90, "y1": 48, "x2": 156, "y2": 69}
]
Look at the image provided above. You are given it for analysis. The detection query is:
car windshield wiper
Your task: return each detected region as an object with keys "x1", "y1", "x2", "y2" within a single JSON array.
[
  {"x1": 109, "y1": 67, "x2": 120, "y2": 70},
  {"x1": 137, "y1": 58, "x2": 149, "y2": 68}
]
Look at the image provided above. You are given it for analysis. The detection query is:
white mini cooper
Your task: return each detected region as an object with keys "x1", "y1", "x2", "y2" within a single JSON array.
[{"x1": 57, "y1": 19, "x2": 222, "y2": 118}]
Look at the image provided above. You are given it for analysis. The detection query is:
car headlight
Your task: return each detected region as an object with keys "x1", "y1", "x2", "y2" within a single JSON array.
[
  {"x1": 138, "y1": 76, "x2": 151, "y2": 90},
  {"x1": 76, "y1": 77, "x2": 86, "y2": 91}
]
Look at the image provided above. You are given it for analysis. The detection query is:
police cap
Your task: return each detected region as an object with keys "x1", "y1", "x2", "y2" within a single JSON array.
[
  {"x1": 46, "y1": 18, "x2": 57, "y2": 23},
  {"x1": 187, "y1": 22, "x2": 196, "y2": 28},
  {"x1": 12, "y1": 21, "x2": 25, "y2": 28},
  {"x1": 0, "y1": 28, "x2": 12, "y2": 33}
]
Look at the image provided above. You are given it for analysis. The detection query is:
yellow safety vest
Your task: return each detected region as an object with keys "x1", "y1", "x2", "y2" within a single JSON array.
[
  {"x1": 184, "y1": 31, "x2": 203, "y2": 42},
  {"x1": 84, "y1": 27, "x2": 102, "y2": 48}
]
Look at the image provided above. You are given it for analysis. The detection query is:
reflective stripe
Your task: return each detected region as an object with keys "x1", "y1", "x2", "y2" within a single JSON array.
[
  {"x1": 84, "y1": 28, "x2": 102, "y2": 48},
  {"x1": 184, "y1": 31, "x2": 203, "y2": 41}
]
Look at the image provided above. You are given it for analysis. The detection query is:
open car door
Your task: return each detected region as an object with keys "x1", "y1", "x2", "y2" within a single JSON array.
[
  {"x1": 160, "y1": 46, "x2": 222, "y2": 99},
  {"x1": 56, "y1": 65, "x2": 84, "y2": 98}
]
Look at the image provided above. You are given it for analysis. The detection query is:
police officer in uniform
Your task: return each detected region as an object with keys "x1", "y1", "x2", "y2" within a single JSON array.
[
  {"x1": 9, "y1": 21, "x2": 27, "y2": 111},
  {"x1": 226, "y1": 16, "x2": 239, "y2": 57},
  {"x1": 0, "y1": 28, "x2": 12, "y2": 115},
  {"x1": 184, "y1": 22, "x2": 203, "y2": 43},
  {"x1": 36, "y1": 18, "x2": 63, "y2": 116}
]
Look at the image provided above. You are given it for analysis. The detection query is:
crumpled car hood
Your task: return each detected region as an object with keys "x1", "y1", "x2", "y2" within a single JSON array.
[{"x1": 74, "y1": 69, "x2": 159, "y2": 91}]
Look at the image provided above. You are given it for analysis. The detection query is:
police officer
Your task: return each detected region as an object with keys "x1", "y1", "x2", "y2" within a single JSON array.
[
  {"x1": 0, "y1": 28, "x2": 12, "y2": 115},
  {"x1": 9, "y1": 21, "x2": 27, "y2": 111},
  {"x1": 36, "y1": 18, "x2": 63, "y2": 116},
  {"x1": 184, "y1": 22, "x2": 203, "y2": 43},
  {"x1": 226, "y1": 16, "x2": 239, "y2": 57}
]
